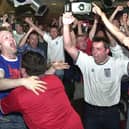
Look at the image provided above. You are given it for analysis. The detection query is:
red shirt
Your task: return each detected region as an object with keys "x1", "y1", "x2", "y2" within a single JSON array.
[
  {"x1": 76, "y1": 37, "x2": 92, "y2": 55},
  {"x1": 85, "y1": 38, "x2": 92, "y2": 55},
  {"x1": 1, "y1": 75, "x2": 84, "y2": 129}
]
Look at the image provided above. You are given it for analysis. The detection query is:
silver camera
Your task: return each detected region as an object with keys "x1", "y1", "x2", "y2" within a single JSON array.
[{"x1": 64, "y1": 2, "x2": 92, "y2": 15}]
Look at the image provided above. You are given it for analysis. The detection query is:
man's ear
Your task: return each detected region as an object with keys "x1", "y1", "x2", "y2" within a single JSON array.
[
  {"x1": 20, "y1": 68, "x2": 28, "y2": 77},
  {"x1": 106, "y1": 48, "x2": 110, "y2": 54}
]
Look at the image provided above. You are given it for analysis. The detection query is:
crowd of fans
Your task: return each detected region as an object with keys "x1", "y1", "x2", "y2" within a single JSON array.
[{"x1": 1, "y1": 1, "x2": 129, "y2": 129}]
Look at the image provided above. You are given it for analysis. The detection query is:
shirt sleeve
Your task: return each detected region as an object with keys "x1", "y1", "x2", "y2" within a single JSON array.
[
  {"x1": 0, "y1": 90, "x2": 20, "y2": 114},
  {"x1": 43, "y1": 32, "x2": 52, "y2": 45},
  {"x1": 110, "y1": 44, "x2": 128, "y2": 59}
]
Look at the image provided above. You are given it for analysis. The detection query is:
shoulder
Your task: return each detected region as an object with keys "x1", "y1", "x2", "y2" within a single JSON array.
[
  {"x1": 40, "y1": 74, "x2": 60, "y2": 81},
  {"x1": 40, "y1": 75, "x2": 64, "y2": 88}
]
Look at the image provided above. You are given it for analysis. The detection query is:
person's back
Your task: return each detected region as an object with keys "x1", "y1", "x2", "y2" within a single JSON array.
[{"x1": 1, "y1": 75, "x2": 83, "y2": 129}]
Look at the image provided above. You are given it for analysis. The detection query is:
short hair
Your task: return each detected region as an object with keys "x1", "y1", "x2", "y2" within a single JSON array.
[
  {"x1": 92, "y1": 36, "x2": 110, "y2": 49},
  {"x1": 29, "y1": 31, "x2": 39, "y2": 38},
  {"x1": 22, "y1": 51, "x2": 47, "y2": 76}
]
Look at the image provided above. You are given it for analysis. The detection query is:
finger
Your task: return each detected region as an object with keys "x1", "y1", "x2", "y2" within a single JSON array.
[
  {"x1": 62, "y1": 64, "x2": 70, "y2": 68},
  {"x1": 32, "y1": 89, "x2": 39, "y2": 96},
  {"x1": 37, "y1": 84, "x2": 47, "y2": 90},
  {"x1": 37, "y1": 80, "x2": 47, "y2": 85},
  {"x1": 59, "y1": 60, "x2": 64, "y2": 63},
  {"x1": 92, "y1": 2, "x2": 96, "y2": 7},
  {"x1": 35, "y1": 87, "x2": 46, "y2": 93},
  {"x1": 62, "y1": 64, "x2": 70, "y2": 67},
  {"x1": 30, "y1": 76, "x2": 40, "y2": 80}
]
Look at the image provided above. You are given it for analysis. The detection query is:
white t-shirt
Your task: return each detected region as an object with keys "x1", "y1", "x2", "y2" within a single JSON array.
[
  {"x1": 76, "y1": 51, "x2": 129, "y2": 106},
  {"x1": 110, "y1": 44, "x2": 129, "y2": 59},
  {"x1": 43, "y1": 33, "x2": 64, "y2": 63},
  {"x1": 13, "y1": 31, "x2": 25, "y2": 45}
]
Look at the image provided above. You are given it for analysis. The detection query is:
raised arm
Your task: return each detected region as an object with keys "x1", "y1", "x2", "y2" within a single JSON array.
[
  {"x1": 18, "y1": 27, "x2": 34, "y2": 47},
  {"x1": 89, "y1": 15, "x2": 98, "y2": 40},
  {"x1": 92, "y1": 3, "x2": 129, "y2": 48},
  {"x1": 24, "y1": 17, "x2": 45, "y2": 38},
  {"x1": 63, "y1": 12, "x2": 79, "y2": 61},
  {"x1": 109, "y1": 5, "x2": 123, "y2": 22}
]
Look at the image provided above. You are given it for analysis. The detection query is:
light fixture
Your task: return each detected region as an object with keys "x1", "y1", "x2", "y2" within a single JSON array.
[
  {"x1": 31, "y1": 0, "x2": 48, "y2": 16},
  {"x1": 13, "y1": 0, "x2": 32, "y2": 7},
  {"x1": 13, "y1": 0, "x2": 48, "y2": 16}
]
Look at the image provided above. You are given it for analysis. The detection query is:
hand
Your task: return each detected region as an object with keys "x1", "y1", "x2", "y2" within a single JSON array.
[
  {"x1": 92, "y1": 3, "x2": 103, "y2": 16},
  {"x1": 2, "y1": 14, "x2": 8, "y2": 22},
  {"x1": 2, "y1": 22, "x2": 10, "y2": 28},
  {"x1": 24, "y1": 17, "x2": 33, "y2": 25},
  {"x1": 62, "y1": 12, "x2": 75, "y2": 25},
  {"x1": 22, "y1": 76, "x2": 47, "y2": 95},
  {"x1": 116, "y1": 5, "x2": 124, "y2": 12},
  {"x1": 52, "y1": 61, "x2": 70, "y2": 70}
]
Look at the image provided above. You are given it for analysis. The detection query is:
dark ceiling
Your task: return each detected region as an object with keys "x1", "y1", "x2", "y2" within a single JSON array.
[{"x1": 1, "y1": 0, "x2": 129, "y2": 24}]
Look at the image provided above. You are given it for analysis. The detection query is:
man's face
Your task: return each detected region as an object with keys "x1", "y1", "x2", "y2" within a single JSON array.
[
  {"x1": 15, "y1": 24, "x2": 24, "y2": 34},
  {"x1": 76, "y1": 36, "x2": 87, "y2": 51},
  {"x1": 28, "y1": 34, "x2": 38, "y2": 48},
  {"x1": 0, "y1": 31, "x2": 17, "y2": 55},
  {"x1": 92, "y1": 41, "x2": 109, "y2": 64},
  {"x1": 50, "y1": 27, "x2": 58, "y2": 39}
]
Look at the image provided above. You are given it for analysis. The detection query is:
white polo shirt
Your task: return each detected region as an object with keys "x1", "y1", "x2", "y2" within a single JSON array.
[
  {"x1": 43, "y1": 32, "x2": 65, "y2": 63},
  {"x1": 76, "y1": 51, "x2": 129, "y2": 107}
]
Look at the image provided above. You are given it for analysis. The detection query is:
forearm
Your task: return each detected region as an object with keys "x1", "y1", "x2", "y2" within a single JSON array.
[
  {"x1": 70, "y1": 30, "x2": 77, "y2": 47},
  {"x1": 106, "y1": 30, "x2": 117, "y2": 47},
  {"x1": 77, "y1": 24, "x2": 83, "y2": 35},
  {"x1": 89, "y1": 19, "x2": 98, "y2": 40},
  {"x1": 63, "y1": 24, "x2": 78, "y2": 60},
  {"x1": 19, "y1": 30, "x2": 31, "y2": 47},
  {"x1": 0, "y1": 78, "x2": 24, "y2": 91},
  {"x1": 100, "y1": 12, "x2": 127, "y2": 47},
  {"x1": 109, "y1": 9, "x2": 118, "y2": 21},
  {"x1": 45, "y1": 67, "x2": 56, "y2": 75},
  {"x1": 63, "y1": 24, "x2": 73, "y2": 49},
  {"x1": 28, "y1": 22, "x2": 44, "y2": 37}
]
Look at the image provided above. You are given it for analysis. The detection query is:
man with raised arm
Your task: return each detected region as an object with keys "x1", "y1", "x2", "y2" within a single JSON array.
[{"x1": 62, "y1": 11, "x2": 129, "y2": 129}]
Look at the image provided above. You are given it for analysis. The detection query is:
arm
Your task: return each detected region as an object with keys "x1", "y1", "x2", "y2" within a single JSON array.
[
  {"x1": 106, "y1": 30, "x2": 117, "y2": 47},
  {"x1": 0, "y1": 91, "x2": 20, "y2": 114},
  {"x1": 45, "y1": 61, "x2": 70, "y2": 75},
  {"x1": 24, "y1": 17, "x2": 45, "y2": 38},
  {"x1": 92, "y1": 3, "x2": 129, "y2": 48},
  {"x1": 106, "y1": 30, "x2": 128, "y2": 59},
  {"x1": 0, "y1": 70, "x2": 47, "y2": 95},
  {"x1": 77, "y1": 20, "x2": 83, "y2": 35},
  {"x1": 70, "y1": 30, "x2": 77, "y2": 47},
  {"x1": 63, "y1": 12, "x2": 79, "y2": 61},
  {"x1": 109, "y1": 5, "x2": 123, "y2": 22},
  {"x1": 18, "y1": 27, "x2": 34, "y2": 47},
  {"x1": 89, "y1": 16, "x2": 98, "y2": 40}
]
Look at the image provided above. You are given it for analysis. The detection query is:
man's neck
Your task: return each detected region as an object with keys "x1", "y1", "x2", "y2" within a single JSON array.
[
  {"x1": 99, "y1": 56, "x2": 110, "y2": 65},
  {"x1": 1, "y1": 53, "x2": 17, "y2": 60}
]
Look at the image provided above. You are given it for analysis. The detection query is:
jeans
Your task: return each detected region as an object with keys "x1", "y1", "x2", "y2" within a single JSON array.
[
  {"x1": 0, "y1": 113, "x2": 27, "y2": 129},
  {"x1": 84, "y1": 102, "x2": 120, "y2": 129}
]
